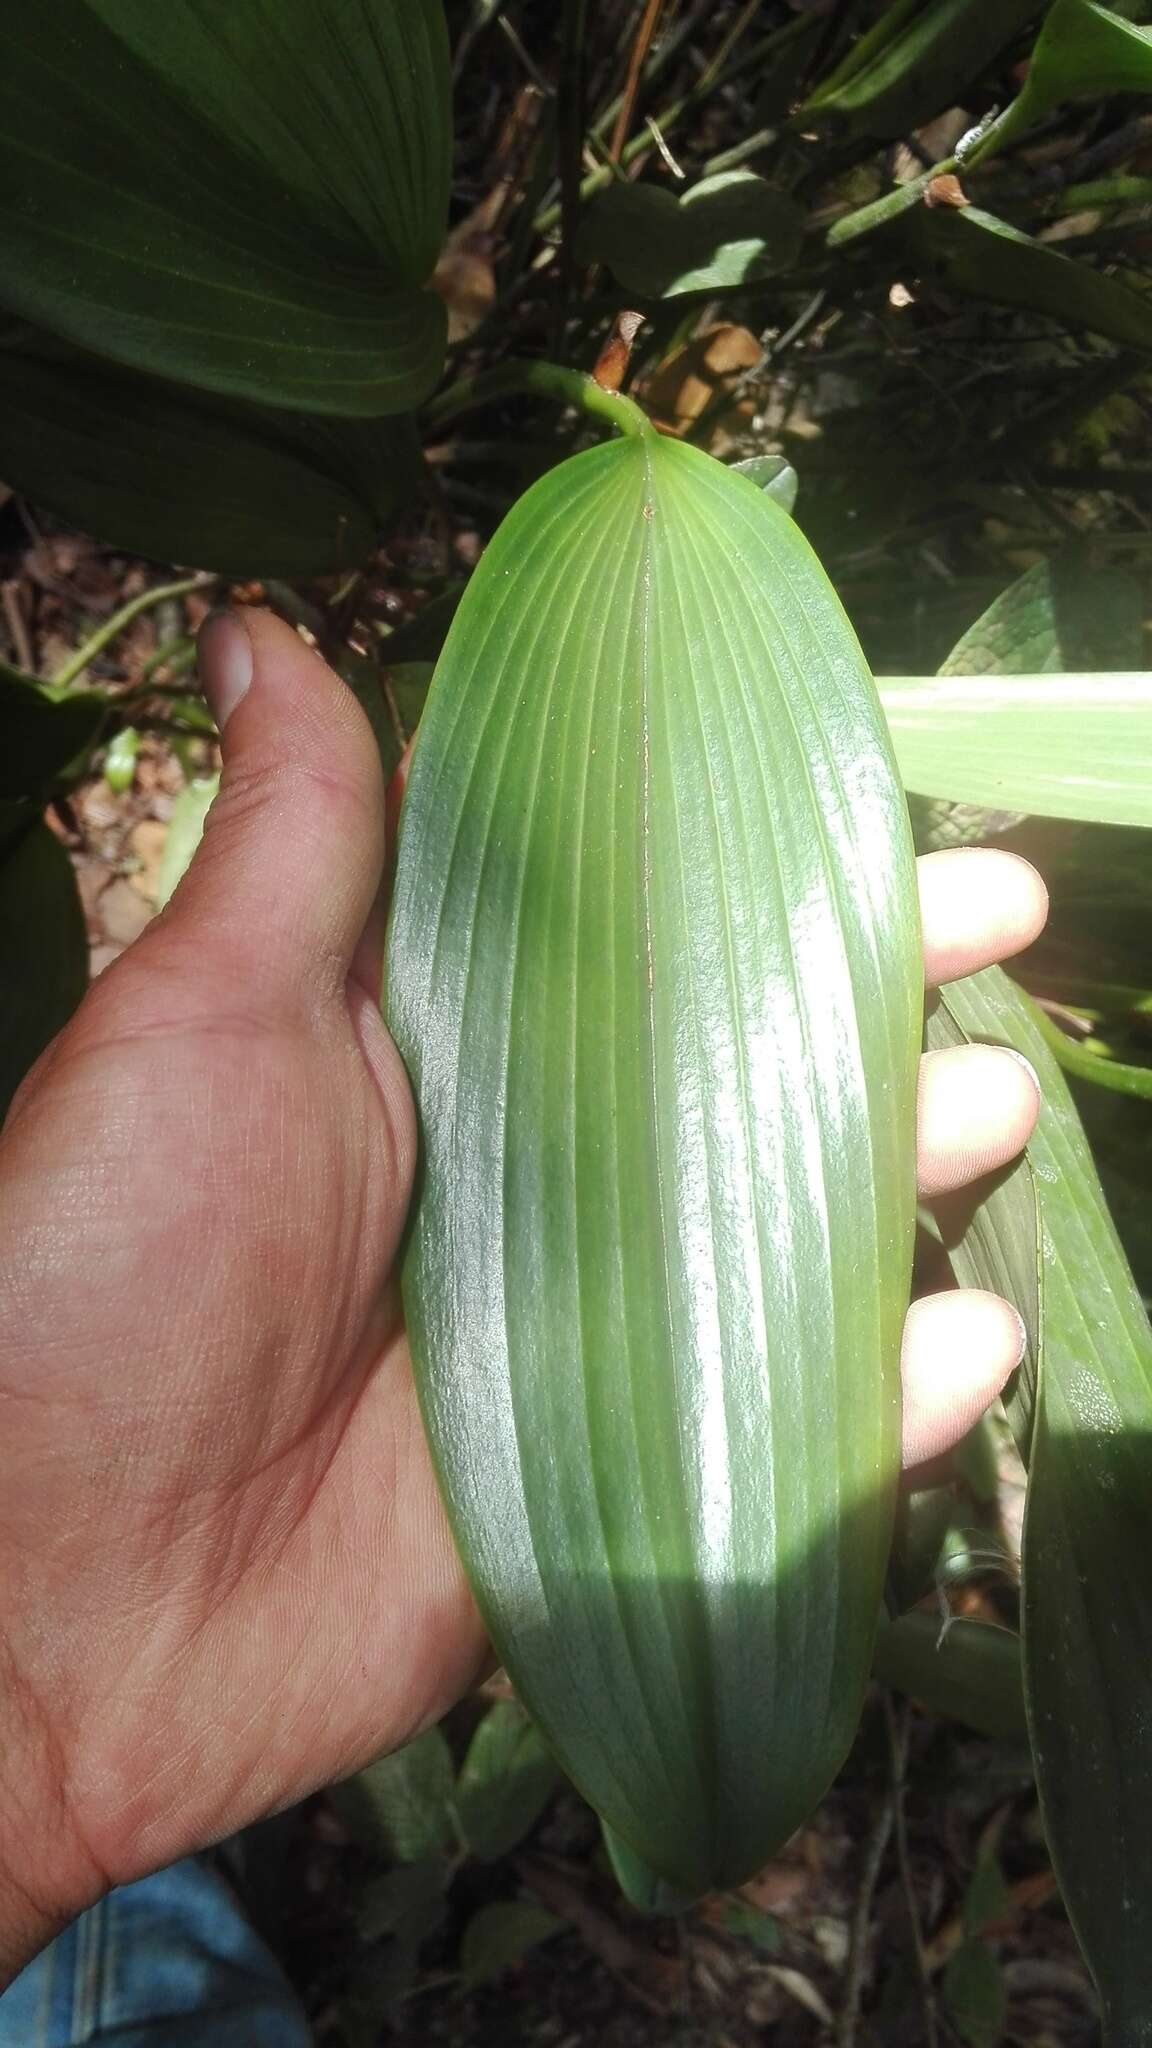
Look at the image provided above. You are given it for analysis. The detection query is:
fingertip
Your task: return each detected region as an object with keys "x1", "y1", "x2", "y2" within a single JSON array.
[
  {"x1": 917, "y1": 1041, "x2": 1040, "y2": 1199},
  {"x1": 901, "y1": 1288, "x2": 1026, "y2": 1469},
  {"x1": 919, "y1": 847, "x2": 1049, "y2": 988}
]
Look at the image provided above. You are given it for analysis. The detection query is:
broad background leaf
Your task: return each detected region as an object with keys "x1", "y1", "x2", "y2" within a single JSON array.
[
  {"x1": 0, "y1": 0, "x2": 449, "y2": 414},
  {"x1": 0, "y1": 334, "x2": 421, "y2": 578},
  {"x1": 872, "y1": 1612, "x2": 1027, "y2": 1741},
  {"x1": 387, "y1": 432, "x2": 921, "y2": 1893},
  {"x1": 578, "y1": 173, "x2": 804, "y2": 299},
  {"x1": 455, "y1": 1700, "x2": 561, "y2": 1863},
  {"x1": 332, "y1": 1729, "x2": 458, "y2": 1864},
  {"x1": 0, "y1": 822, "x2": 88, "y2": 1121}
]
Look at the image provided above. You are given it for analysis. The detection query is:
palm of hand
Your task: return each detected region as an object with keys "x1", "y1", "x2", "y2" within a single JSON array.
[{"x1": 0, "y1": 610, "x2": 1044, "y2": 1928}]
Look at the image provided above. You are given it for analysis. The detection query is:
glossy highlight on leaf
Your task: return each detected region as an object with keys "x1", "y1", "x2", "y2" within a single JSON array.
[{"x1": 386, "y1": 429, "x2": 921, "y2": 1894}]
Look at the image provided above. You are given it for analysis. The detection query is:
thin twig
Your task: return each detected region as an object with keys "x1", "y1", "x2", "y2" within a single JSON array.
[
  {"x1": 837, "y1": 1773, "x2": 896, "y2": 2048},
  {"x1": 609, "y1": 0, "x2": 666, "y2": 164},
  {"x1": 51, "y1": 574, "x2": 214, "y2": 690},
  {"x1": 886, "y1": 1693, "x2": 940, "y2": 2048},
  {"x1": 2, "y1": 579, "x2": 34, "y2": 673}
]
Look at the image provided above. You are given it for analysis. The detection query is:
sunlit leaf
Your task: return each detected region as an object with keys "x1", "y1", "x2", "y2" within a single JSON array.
[
  {"x1": 905, "y1": 206, "x2": 1152, "y2": 355},
  {"x1": 970, "y1": 0, "x2": 1152, "y2": 166},
  {"x1": 880, "y1": 671, "x2": 1152, "y2": 827},
  {"x1": 577, "y1": 172, "x2": 804, "y2": 299},
  {"x1": 155, "y1": 778, "x2": 219, "y2": 911},
  {"x1": 0, "y1": 333, "x2": 420, "y2": 577},
  {"x1": 386, "y1": 428, "x2": 921, "y2": 1894},
  {"x1": 0, "y1": 820, "x2": 87, "y2": 1120},
  {"x1": 0, "y1": 0, "x2": 449, "y2": 413},
  {"x1": 934, "y1": 966, "x2": 1152, "y2": 2043}
]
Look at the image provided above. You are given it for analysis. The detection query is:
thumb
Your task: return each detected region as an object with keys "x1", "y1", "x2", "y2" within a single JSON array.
[{"x1": 151, "y1": 607, "x2": 386, "y2": 1009}]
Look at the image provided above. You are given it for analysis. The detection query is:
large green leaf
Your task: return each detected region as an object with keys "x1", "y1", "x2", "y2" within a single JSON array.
[
  {"x1": 386, "y1": 429, "x2": 921, "y2": 1894},
  {"x1": 577, "y1": 173, "x2": 804, "y2": 300},
  {"x1": 0, "y1": 821, "x2": 88, "y2": 1121},
  {"x1": 970, "y1": 0, "x2": 1152, "y2": 166},
  {"x1": 905, "y1": 206, "x2": 1152, "y2": 354},
  {"x1": 935, "y1": 966, "x2": 1152, "y2": 2044},
  {"x1": 0, "y1": 664, "x2": 105, "y2": 808},
  {"x1": 455, "y1": 1700, "x2": 561, "y2": 1863},
  {"x1": 0, "y1": 0, "x2": 448, "y2": 414},
  {"x1": 0, "y1": 335, "x2": 420, "y2": 577},
  {"x1": 800, "y1": 0, "x2": 1039, "y2": 140},
  {"x1": 880, "y1": 672, "x2": 1152, "y2": 827},
  {"x1": 872, "y1": 1612, "x2": 1027, "y2": 1742}
]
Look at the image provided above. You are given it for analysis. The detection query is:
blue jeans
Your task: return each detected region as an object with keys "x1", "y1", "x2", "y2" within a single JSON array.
[{"x1": 0, "y1": 1858, "x2": 312, "y2": 2046}]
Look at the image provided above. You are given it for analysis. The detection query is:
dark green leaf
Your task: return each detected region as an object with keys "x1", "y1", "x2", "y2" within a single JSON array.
[
  {"x1": 719, "y1": 1899, "x2": 783, "y2": 1953},
  {"x1": 577, "y1": 173, "x2": 804, "y2": 299},
  {"x1": 332, "y1": 1728, "x2": 458, "y2": 1864},
  {"x1": 964, "y1": 1851, "x2": 1010, "y2": 1937},
  {"x1": 0, "y1": 0, "x2": 448, "y2": 413},
  {"x1": 456, "y1": 1700, "x2": 561, "y2": 1862},
  {"x1": 458, "y1": 1901, "x2": 564, "y2": 1986},
  {"x1": 872, "y1": 1612, "x2": 1027, "y2": 1741},
  {"x1": 602, "y1": 1822, "x2": 698, "y2": 1916},
  {"x1": 941, "y1": 554, "x2": 1143, "y2": 680},
  {"x1": 800, "y1": 0, "x2": 1039, "y2": 140},
  {"x1": 942, "y1": 1935, "x2": 1007, "y2": 2048},
  {"x1": 356, "y1": 1859, "x2": 448, "y2": 1944},
  {"x1": 0, "y1": 664, "x2": 106, "y2": 804},
  {"x1": 970, "y1": 0, "x2": 1152, "y2": 165},
  {"x1": 0, "y1": 337, "x2": 419, "y2": 577},
  {"x1": 155, "y1": 779, "x2": 219, "y2": 913},
  {"x1": 934, "y1": 966, "x2": 1152, "y2": 2043},
  {"x1": 886, "y1": 1484, "x2": 955, "y2": 1612},
  {"x1": 0, "y1": 821, "x2": 88, "y2": 1121},
  {"x1": 904, "y1": 206, "x2": 1152, "y2": 355},
  {"x1": 386, "y1": 431, "x2": 921, "y2": 1894},
  {"x1": 84, "y1": 0, "x2": 451, "y2": 286}
]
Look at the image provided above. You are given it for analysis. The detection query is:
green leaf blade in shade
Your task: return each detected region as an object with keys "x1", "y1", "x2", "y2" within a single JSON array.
[
  {"x1": 872, "y1": 1613, "x2": 1027, "y2": 1742},
  {"x1": 332, "y1": 1728, "x2": 458, "y2": 1864},
  {"x1": 577, "y1": 173, "x2": 804, "y2": 299},
  {"x1": 0, "y1": 0, "x2": 447, "y2": 414},
  {"x1": 386, "y1": 434, "x2": 922, "y2": 1895},
  {"x1": 0, "y1": 665, "x2": 106, "y2": 807},
  {"x1": 0, "y1": 821, "x2": 88, "y2": 1122},
  {"x1": 0, "y1": 335, "x2": 420, "y2": 578},
  {"x1": 904, "y1": 206, "x2": 1152, "y2": 356},
  {"x1": 879, "y1": 672, "x2": 1152, "y2": 827},
  {"x1": 800, "y1": 0, "x2": 1039, "y2": 140},
  {"x1": 84, "y1": 0, "x2": 451, "y2": 286},
  {"x1": 933, "y1": 965, "x2": 1152, "y2": 2046},
  {"x1": 969, "y1": 0, "x2": 1152, "y2": 166},
  {"x1": 455, "y1": 1700, "x2": 561, "y2": 1863}
]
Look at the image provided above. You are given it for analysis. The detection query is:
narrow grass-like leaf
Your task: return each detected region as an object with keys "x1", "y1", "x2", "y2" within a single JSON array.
[
  {"x1": 386, "y1": 432, "x2": 921, "y2": 1893},
  {"x1": 905, "y1": 207, "x2": 1152, "y2": 355},
  {"x1": 880, "y1": 672, "x2": 1152, "y2": 827},
  {"x1": 800, "y1": 0, "x2": 1038, "y2": 140},
  {"x1": 934, "y1": 965, "x2": 1152, "y2": 2043}
]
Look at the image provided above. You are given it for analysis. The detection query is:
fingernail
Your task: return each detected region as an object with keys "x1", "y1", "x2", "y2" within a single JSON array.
[
  {"x1": 1010, "y1": 1305, "x2": 1028, "y2": 1368},
  {"x1": 198, "y1": 608, "x2": 253, "y2": 730},
  {"x1": 1002, "y1": 1047, "x2": 1041, "y2": 1095}
]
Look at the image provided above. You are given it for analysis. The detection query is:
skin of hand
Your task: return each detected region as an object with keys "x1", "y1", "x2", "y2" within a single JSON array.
[{"x1": 0, "y1": 608, "x2": 1047, "y2": 1981}]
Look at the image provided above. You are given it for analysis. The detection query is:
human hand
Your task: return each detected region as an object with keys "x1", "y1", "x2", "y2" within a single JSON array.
[{"x1": 0, "y1": 609, "x2": 1046, "y2": 1976}]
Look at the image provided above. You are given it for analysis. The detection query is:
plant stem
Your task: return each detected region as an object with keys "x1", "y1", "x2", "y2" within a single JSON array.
[
  {"x1": 1026, "y1": 994, "x2": 1152, "y2": 1101},
  {"x1": 51, "y1": 574, "x2": 214, "y2": 691},
  {"x1": 424, "y1": 359, "x2": 653, "y2": 439}
]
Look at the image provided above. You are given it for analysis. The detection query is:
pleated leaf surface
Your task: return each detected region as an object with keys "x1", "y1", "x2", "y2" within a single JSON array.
[{"x1": 386, "y1": 433, "x2": 921, "y2": 1893}]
